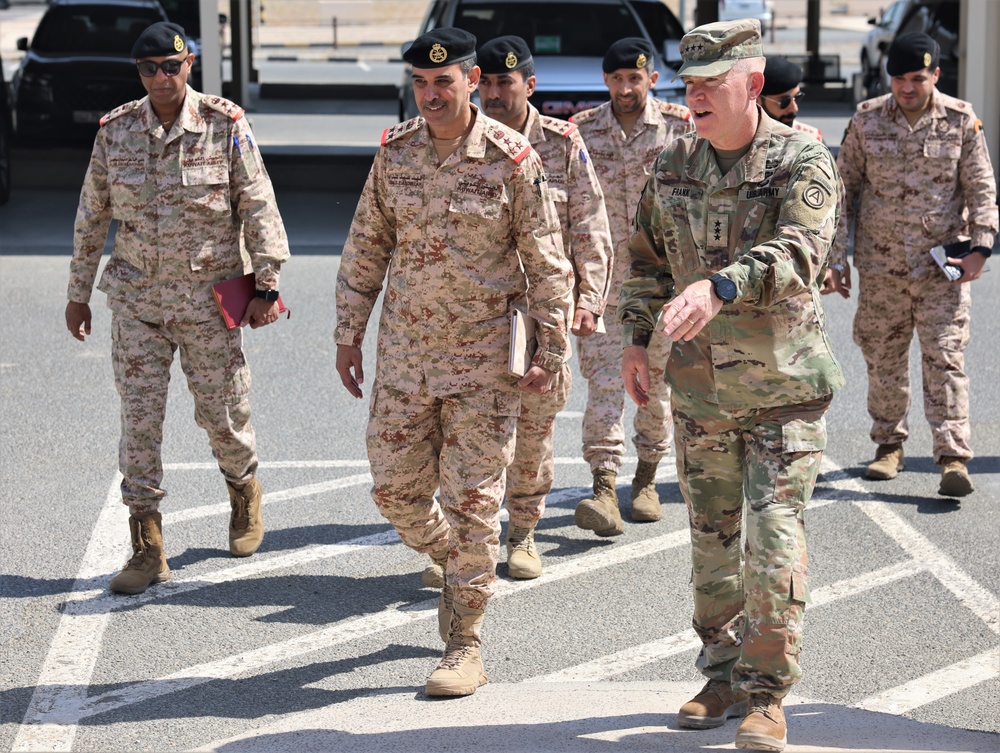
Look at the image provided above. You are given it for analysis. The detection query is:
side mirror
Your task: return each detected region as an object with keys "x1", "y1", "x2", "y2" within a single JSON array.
[
  {"x1": 867, "y1": 16, "x2": 877, "y2": 25},
  {"x1": 877, "y1": 40, "x2": 889, "y2": 53},
  {"x1": 17, "y1": 37, "x2": 29, "y2": 51}
]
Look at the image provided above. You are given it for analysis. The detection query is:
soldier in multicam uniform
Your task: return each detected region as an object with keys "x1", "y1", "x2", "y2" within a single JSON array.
[
  {"x1": 477, "y1": 35, "x2": 613, "y2": 580},
  {"x1": 617, "y1": 20, "x2": 843, "y2": 752},
  {"x1": 568, "y1": 37, "x2": 692, "y2": 535},
  {"x1": 334, "y1": 28, "x2": 572, "y2": 697},
  {"x1": 757, "y1": 56, "x2": 824, "y2": 144},
  {"x1": 64, "y1": 22, "x2": 289, "y2": 596},
  {"x1": 827, "y1": 33, "x2": 997, "y2": 497}
]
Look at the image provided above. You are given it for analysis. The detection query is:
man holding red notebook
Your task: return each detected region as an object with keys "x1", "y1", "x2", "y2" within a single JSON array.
[{"x1": 63, "y1": 21, "x2": 290, "y2": 594}]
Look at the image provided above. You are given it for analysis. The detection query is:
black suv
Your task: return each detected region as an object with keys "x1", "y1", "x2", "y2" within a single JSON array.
[
  {"x1": 873, "y1": 0, "x2": 958, "y2": 98},
  {"x1": 399, "y1": 0, "x2": 686, "y2": 121}
]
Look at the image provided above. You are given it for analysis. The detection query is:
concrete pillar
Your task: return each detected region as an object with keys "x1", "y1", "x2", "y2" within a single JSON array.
[
  {"x1": 198, "y1": 0, "x2": 222, "y2": 96},
  {"x1": 960, "y1": 0, "x2": 999, "y2": 182}
]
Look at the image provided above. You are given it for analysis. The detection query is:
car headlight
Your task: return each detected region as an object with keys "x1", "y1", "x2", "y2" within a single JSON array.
[{"x1": 19, "y1": 72, "x2": 54, "y2": 104}]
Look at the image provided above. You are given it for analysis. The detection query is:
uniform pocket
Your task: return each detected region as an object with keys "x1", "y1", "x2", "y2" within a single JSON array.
[
  {"x1": 181, "y1": 165, "x2": 231, "y2": 217},
  {"x1": 449, "y1": 193, "x2": 503, "y2": 221},
  {"x1": 782, "y1": 416, "x2": 827, "y2": 453}
]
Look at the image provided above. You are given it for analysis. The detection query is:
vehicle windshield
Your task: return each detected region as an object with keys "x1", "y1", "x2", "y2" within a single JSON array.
[
  {"x1": 31, "y1": 5, "x2": 165, "y2": 54},
  {"x1": 455, "y1": 1, "x2": 645, "y2": 56}
]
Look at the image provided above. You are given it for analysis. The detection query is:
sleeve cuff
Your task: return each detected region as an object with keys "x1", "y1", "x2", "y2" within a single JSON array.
[
  {"x1": 334, "y1": 326, "x2": 366, "y2": 348},
  {"x1": 621, "y1": 321, "x2": 652, "y2": 348},
  {"x1": 532, "y1": 349, "x2": 566, "y2": 373}
]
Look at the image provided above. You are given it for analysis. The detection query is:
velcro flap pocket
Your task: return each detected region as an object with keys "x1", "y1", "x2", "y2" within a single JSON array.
[{"x1": 782, "y1": 416, "x2": 826, "y2": 453}]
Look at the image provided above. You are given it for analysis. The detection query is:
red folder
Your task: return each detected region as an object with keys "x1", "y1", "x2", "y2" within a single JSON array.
[{"x1": 211, "y1": 273, "x2": 290, "y2": 330}]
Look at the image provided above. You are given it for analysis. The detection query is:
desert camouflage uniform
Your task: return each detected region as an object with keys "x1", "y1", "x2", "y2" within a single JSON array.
[
  {"x1": 570, "y1": 97, "x2": 692, "y2": 472},
  {"x1": 335, "y1": 106, "x2": 572, "y2": 609},
  {"x1": 832, "y1": 90, "x2": 998, "y2": 462},
  {"x1": 68, "y1": 86, "x2": 289, "y2": 513},
  {"x1": 792, "y1": 119, "x2": 823, "y2": 143},
  {"x1": 618, "y1": 109, "x2": 844, "y2": 696},
  {"x1": 505, "y1": 103, "x2": 613, "y2": 528}
]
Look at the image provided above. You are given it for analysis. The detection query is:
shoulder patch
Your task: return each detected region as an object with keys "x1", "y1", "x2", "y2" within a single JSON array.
[
  {"x1": 856, "y1": 93, "x2": 892, "y2": 115},
  {"x1": 659, "y1": 100, "x2": 691, "y2": 122},
  {"x1": 937, "y1": 92, "x2": 974, "y2": 117},
  {"x1": 539, "y1": 115, "x2": 578, "y2": 138},
  {"x1": 202, "y1": 96, "x2": 245, "y2": 121},
  {"x1": 99, "y1": 99, "x2": 142, "y2": 127},
  {"x1": 381, "y1": 117, "x2": 423, "y2": 146},
  {"x1": 485, "y1": 124, "x2": 533, "y2": 163}
]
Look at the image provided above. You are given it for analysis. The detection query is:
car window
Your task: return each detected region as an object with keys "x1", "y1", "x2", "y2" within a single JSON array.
[
  {"x1": 454, "y1": 1, "x2": 644, "y2": 56},
  {"x1": 32, "y1": 5, "x2": 165, "y2": 54},
  {"x1": 628, "y1": 1, "x2": 684, "y2": 51}
]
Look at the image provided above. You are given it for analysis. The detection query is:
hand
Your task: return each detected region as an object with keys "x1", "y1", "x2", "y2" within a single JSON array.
[
  {"x1": 660, "y1": 279, "x2": 723, "y2": 342},
  {"x1": 242, "y1": 297, "x2": 281, "y2": 328},
  {"x1": 336, "y1": 344, "x2": 365, "y2": 398},
  {"x1": 518, "y1": 365, "x2": 555, "y2": 395},
  {"x1": 949, "y1": 251, "x2": 988, "y2": 282},
  {"x1": 571, "y1": 308, "x2": 598, "y2": 337},
  {"x1": 821, "y1": 266, "x2": 851, "y2": 298},
  {"x1": 622, "y1": 345, "x2": 650, "y2": 407},
  {"x1": 65, "y1": 301, "x2": 92, "y2": 341}
]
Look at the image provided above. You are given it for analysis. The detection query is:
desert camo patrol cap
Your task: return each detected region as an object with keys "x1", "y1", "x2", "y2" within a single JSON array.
[
  {"x1": 403, "y1": 28, "x2": 477, "y2": 69},
  {"x1": 674, "y1": 19, "x2": 763, "y2": 80},
  {"x1": 131, "y1": 21, "x2": 187, "y2": 58}
]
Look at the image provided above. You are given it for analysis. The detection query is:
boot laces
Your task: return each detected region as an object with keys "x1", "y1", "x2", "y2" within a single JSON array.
[
  {"x1": 438, "y1": 643, "x2": 475, "y2": 671},
  {"x1": 231, "y1": 492, "x2": 250, "y2": 530},
  {"x1": 594, "y1": 472, "x2": 615, "y2": 495},
  {"x1": 509, "y1": 529, "x2": 536, "y2": 556},
  {"x1": 747, "y1": 694, "x2": 779, "y2": 721}
]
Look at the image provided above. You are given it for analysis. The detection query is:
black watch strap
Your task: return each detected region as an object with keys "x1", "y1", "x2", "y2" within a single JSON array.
[{"x1": 255, "y1": 288, "x2": 280, "y2": 302}]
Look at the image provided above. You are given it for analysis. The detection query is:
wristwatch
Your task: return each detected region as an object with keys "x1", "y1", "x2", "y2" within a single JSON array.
[
  {"x1": 830, "y1": 263, "x2": 846, "y2": 273},
  {"x1": 709, "y1": 273, "x2": 738, "y2": 304},
  {"x1": 255, "y1": 288, "x2": 280, "y2": 302}
]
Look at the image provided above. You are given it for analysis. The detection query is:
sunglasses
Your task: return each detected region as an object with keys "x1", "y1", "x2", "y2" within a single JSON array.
[
  {"x1": 136, "y1": 59, "x2": 186, "y2": 77},
  {"x1": 763, "y1": 91, "x2": 805, "y2": 109}
]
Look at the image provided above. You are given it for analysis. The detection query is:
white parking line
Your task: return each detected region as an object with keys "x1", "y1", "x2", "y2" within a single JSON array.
[{"x1": 856, "y1": 647, "x2": 1000, "y2": 714}]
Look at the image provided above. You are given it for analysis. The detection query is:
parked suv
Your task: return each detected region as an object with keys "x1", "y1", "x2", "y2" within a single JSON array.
[
  {"x1": 399, "y1": 0, "x2": 686, "y2": 121},
  {"x1": 12, "y1": 0, "x2": 202, "y2": 143},
  {"x1": 860, "y1": 0, "x2": 910, "y2": 95}
]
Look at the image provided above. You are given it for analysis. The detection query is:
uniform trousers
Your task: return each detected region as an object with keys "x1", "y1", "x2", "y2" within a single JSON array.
[
  {"x1": 853, "y1": 271, "x2": 972, "y2": 462},
  {"x1": 577, "y1": 313, "x2": 673, "y2": 472},
  {"x1": 505, "y1": 365, "x2": 572, "y2": 529},
  {"x1": 111, "y1": 312, "x2": 256, "y2": 514},
  {"x1": 671, "y1": 388, "x2": 831, "y2": 697},
  {"x1": 367, "y1": 381, "x2": 518, "y2": 610}
]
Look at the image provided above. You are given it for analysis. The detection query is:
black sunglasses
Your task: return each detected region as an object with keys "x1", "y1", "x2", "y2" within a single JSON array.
[
  {"x1": 136, "y1": 59, "x2": 186, "y2": 77},
  {"x1": 764, "y1": 91, "x2": 805, "y2": 109}
]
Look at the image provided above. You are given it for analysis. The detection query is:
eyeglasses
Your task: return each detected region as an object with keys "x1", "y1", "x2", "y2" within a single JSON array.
[
  {"x1": 136, "y1": 59, "x2": 186, "y2": 77},
  {"x1": 763, "y1": 91, "x2": 804, "y2": 109}
]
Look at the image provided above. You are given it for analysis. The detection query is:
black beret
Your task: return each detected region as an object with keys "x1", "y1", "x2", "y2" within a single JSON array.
[
  {"x1": 886, "y1": 32, "x2": 939, "y2": 75},
  {"x1": 761, "y1": 56, "x2": 803, "y2": 96},
  {"x1": 131, "y1": 21, "x2": 187, "y2": 59},
  {"x1": 478, "y1": 35, "x2": 532, "y2": 75},
  {"x1": 602, "y1": 37, "x2": 654, "y2": 73},
  {"x1": 403, "y1": 28, "x2": 477, "y2": 69}
]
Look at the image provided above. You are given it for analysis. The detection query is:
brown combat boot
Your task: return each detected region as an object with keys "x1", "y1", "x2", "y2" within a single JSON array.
[
  {"x1": 574, "y1": 468, "x2": 624, "y2": 537},
  {"x1": 109, "y1": 511, "x2": 170, "y2": 595},
  {"x1": 939, "y1": 456, "x2": 974, "y2": 497},
  {"x1": 630, "y1": 459, "x2": 662, "y2": 522},
  {"x1": 227, "y1": 477, "x2": 264, "y2": 557},
  {"x1": 506, "y1": 524, "x2": 541, "y2": 579},
  {"x1": 678, "y1": 679, "x2": 749, "y2": 729},
  {"x1": 865, "y1": 443, "x2": 905, "y2": 480},
  {"x1": 735, "y1": 693, "x2": 787, "y2": 752},
  {"x1": 421, "y1": 548, "x2": 449, "y2": 589},
  {"x1": 425, "y1": 602, "x2": 488, "y2": 696}
]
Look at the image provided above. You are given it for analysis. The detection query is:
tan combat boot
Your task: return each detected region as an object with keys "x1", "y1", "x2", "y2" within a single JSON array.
[
  {"x1": 421, "y1": 548, "x2": 449, "y2": 589},
  {"x1": 678, "y1": 679, "x2": 749, "y2": 729},
  {"x1": 426, "y1": 602, "x2": 488, "y2": 696},
  {"x1": 939, "y1": 456, "x2": 974, "y2": 497},
  {"x1": 735, "y1": 693, "x2": 787, "y2": 752},
  {"x1": 437, "y1": 583, "x2": 454, "y2": 642},
  {"x1": 865, "y1": 443, "x2": 904, "y2": 480},
  {"x1": 506, "y1": 524, "x2": 541, "y2": 579},
  {"x1": 227, "y1": 477, "x2": 264, "y2": 557},
  {"x1": 630, "y1": 459, "x2": 662, "y2": 522},
  {"x1": 574, "y1": 468, "x2": 624, "y2": 537},
  {"x1": 109, "y1": 511, "x2": 170, "y2": 595}
]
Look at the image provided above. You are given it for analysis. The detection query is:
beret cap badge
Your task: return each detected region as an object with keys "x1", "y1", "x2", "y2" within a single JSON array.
[
  {"x1": 173, "y1": 34, "x2": 184, "y2": 52},
  {"x1": 429, "y1": 43, "x2": 448, "y2": 63},
  {"x1": 505, "y1": 51, "x2": 517, "y2": 69},
  {"x1": 636, "y1": 53, "x2": 647, "y2": 68},
  {"x1": 923, "y1": 52, "x2": 932, "y2": 67}
]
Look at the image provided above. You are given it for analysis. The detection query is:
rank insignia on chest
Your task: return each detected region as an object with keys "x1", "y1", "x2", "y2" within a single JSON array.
[{"x1": 707, "y1": 212, "x2": 729, "y2": 249}]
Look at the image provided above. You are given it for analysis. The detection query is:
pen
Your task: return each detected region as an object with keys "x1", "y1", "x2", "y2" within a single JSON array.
[
  {"x1": 246, "y1": 134, "x2": 255, "y2": 151},
  {"x1": 233, "y1": 135, "x2": 242, "y2": 155}
]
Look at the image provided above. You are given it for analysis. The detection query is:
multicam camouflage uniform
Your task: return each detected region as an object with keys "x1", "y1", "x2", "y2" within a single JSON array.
[
  {"x1": 335, "y1": 106, "x2": 572, "y2": 610},
  {"x1": 571, "y1": 97, "x2": 692, "y2": 472},
  {"x1": 832, "y1": 90, "x2": 998, "y2": 462},
  {"x1": 505, "y1": 103, "x2": 613, "y2": 529},
  {"x1": 68, "y1": 86, "x2": 289, "y2": 513},
  {"x1": 617, "y1": 109, "x2": 844, "y2": 696}
]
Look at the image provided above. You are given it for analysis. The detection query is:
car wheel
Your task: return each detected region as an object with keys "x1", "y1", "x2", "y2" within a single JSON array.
[{"x1": 860, "y1": 50, "x2": 873, "y2": 88}]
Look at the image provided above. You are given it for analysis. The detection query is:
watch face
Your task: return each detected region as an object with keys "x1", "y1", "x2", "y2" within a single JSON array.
[{"x1": 714, "y1": 277, "x2": 737, "y2": 303}]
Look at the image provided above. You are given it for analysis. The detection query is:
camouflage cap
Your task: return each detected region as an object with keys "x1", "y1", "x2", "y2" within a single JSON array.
[{"x1": 674, "y1": 19, "x2": 762, "y2": 80}]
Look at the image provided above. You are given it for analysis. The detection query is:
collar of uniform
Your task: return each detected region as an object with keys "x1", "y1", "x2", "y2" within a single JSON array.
[
  {"x1": 522, "y1": 102, "x2": 546, "y2": 143},
  {"x1": 132, "y1": 85, "x2": 205, "y2": 135},
  {"x1": 420, "y1": 103, "x2": 488, "y2": 159},
  {"x1": 887, "y1": 86, "x2": 942, "y2": 132},
  {"x1": 685, "y1": 104, "x2": 770, "y2": 185}
]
